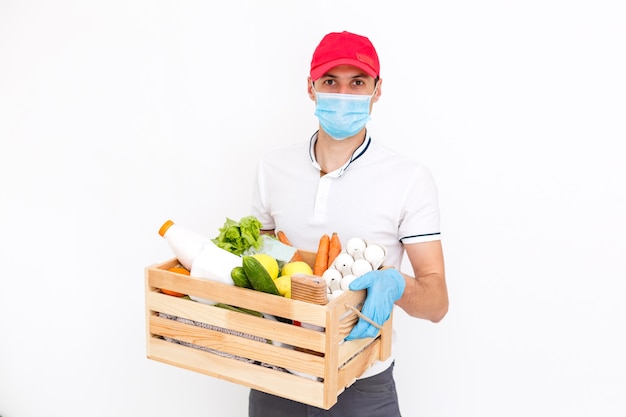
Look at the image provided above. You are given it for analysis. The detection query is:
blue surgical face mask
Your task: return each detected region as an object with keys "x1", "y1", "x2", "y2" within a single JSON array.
[{"x1": 313, "y1": 85, "x2": 377, "y2": 140}]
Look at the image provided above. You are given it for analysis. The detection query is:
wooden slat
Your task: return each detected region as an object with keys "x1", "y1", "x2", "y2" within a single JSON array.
[
  {"x1": 322, "y1": 291, "x2": 341, "y2": 409},
  {"x1": 148, "y1": 337, "x2": 332, "y2": 409},
  {"x1": 149, "y1": 314, "x2": 326, "y2": 377},
  {"x1": 147, "y1": 262, "x2": 328, "y2": 327},
  {"x1": 337, "y1": 338, "x2": 382, "y2": 390},
  {"x1": 147, "y1": 291, "x2": 327, "y2": 352},
  {"x1": 337, "y1": 337, "x2": 376, "y2": 367},
  {"x1": 379, "y1": 311, "x2": 393, "y2": 360}
]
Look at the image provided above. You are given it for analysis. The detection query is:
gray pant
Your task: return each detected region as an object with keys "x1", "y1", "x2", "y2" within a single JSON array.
[{"x1": 248, "y1": 362, "x2": 401, "y2": 417}]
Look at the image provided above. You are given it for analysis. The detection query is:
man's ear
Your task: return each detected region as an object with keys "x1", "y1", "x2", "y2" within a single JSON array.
[
  {"x1": 372, "y1": 78, "x2": 382, "y2": 103},
  {"x1": 307, "y1": 77, "x2": 316, "y2": 101}
]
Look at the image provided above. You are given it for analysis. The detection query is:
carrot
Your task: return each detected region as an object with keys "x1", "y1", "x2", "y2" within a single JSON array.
[
  {"x1": 313, "y1": 234, "x2": 330, "y2": 276},
  {"x1": 277, "y1": 230, "x2": 292, "y2": 245},
  {"x1": 277, "y1": 230, "x2": 303, "y2": 262},
  {"x1": 328, "y1": 232, "x2": 342, "y2": 267}
]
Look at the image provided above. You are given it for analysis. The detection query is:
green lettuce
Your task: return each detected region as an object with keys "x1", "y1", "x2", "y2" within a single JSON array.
[{"x1": 212, "y1": 216, "x2": 263, "y2": 256}]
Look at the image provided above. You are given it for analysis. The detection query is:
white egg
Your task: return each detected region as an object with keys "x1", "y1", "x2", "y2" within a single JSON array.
[
  {"x1": 322, "y1": 268, "x2": 343, "y2": 289},
  {"x1": 327, "y1": 276, "x2": 342, "y2": 292},
  {"x1": 364, "y1": 244, "x2": 386, "y2": 269},
  {"x1": 351, "y1": 258, "x2": 373, "y2": 277},
  {"x1": 340, "y1": 274, "x2": 357, "y2": 291},
  {"x1": 333, "y1": 253, "x2": 354, "y2": 275},
  {"x1": 346, "y1": 237, "x2": 366, "y2": 259}
]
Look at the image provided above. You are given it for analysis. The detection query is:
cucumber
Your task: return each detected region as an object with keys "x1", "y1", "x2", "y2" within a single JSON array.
[
  {"x1": 230, "y1": 266, "x2": 252, "y2": 288},
  {"x1": 242, "y1": 255, "x2": 280, "y2": 295}
]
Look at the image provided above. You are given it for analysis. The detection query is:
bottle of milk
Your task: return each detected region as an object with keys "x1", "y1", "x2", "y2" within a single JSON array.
[{"x1": 158, "y1": 220, "x2": 240, "y2": 304}]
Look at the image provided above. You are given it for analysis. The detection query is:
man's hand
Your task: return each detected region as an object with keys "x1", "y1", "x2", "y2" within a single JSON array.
[{"x1": 345, "y1": 268, "x2": 405, "y2": 340}]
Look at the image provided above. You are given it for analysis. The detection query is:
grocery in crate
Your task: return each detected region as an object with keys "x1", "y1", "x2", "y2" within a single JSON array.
[{"x1": 145, "y1": 215, "x2": 394, "y2": 409}]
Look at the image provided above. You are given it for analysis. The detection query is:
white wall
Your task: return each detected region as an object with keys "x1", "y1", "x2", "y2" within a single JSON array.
[{"x1": 1, "y1": 1, "x2": 625, "y2": 416}]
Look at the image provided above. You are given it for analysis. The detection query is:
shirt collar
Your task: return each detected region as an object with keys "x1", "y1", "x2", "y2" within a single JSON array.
[{"x1": 308, "y1": 130, "x2": 372, "y2": 177}]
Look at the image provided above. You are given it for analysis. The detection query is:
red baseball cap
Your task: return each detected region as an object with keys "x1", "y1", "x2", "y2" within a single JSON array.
[{"x1": 310, "y1": 31, "x2": 380, "y2": 81}]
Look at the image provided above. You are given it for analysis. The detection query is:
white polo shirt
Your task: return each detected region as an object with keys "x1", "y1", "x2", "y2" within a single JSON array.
[{"x1": 251, "y1": 131, "x2": 441, "y2": 378}]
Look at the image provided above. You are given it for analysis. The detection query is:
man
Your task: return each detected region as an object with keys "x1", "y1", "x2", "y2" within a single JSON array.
[{"x1": 249, "y1": 31, "x2": 448, "y2": 417}]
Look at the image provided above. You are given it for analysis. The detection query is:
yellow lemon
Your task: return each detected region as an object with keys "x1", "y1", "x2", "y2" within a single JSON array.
[
  {"x1": 273, "y1": 275, "x2": 291, "y2": 297},
  {"x1": 251, "y1": 253, "x2": 279, "y2": 280},
  {"x1": 281, "y1": 261, "x2": 313, "y2": 277}
]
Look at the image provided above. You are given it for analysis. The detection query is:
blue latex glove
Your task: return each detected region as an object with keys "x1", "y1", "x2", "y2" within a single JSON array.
[{"x1": 345, "y1": 268, "x2": 406, "y2": 340}]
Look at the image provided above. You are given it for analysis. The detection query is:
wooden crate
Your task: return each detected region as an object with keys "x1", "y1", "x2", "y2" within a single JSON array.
[{"x1": 145, "y1": 257, "x2": 393, "y2": 410}]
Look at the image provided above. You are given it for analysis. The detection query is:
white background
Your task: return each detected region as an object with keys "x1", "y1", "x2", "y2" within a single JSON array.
[{"x1": 1, "y1": 1, "x2": 625, "y2": 416}]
